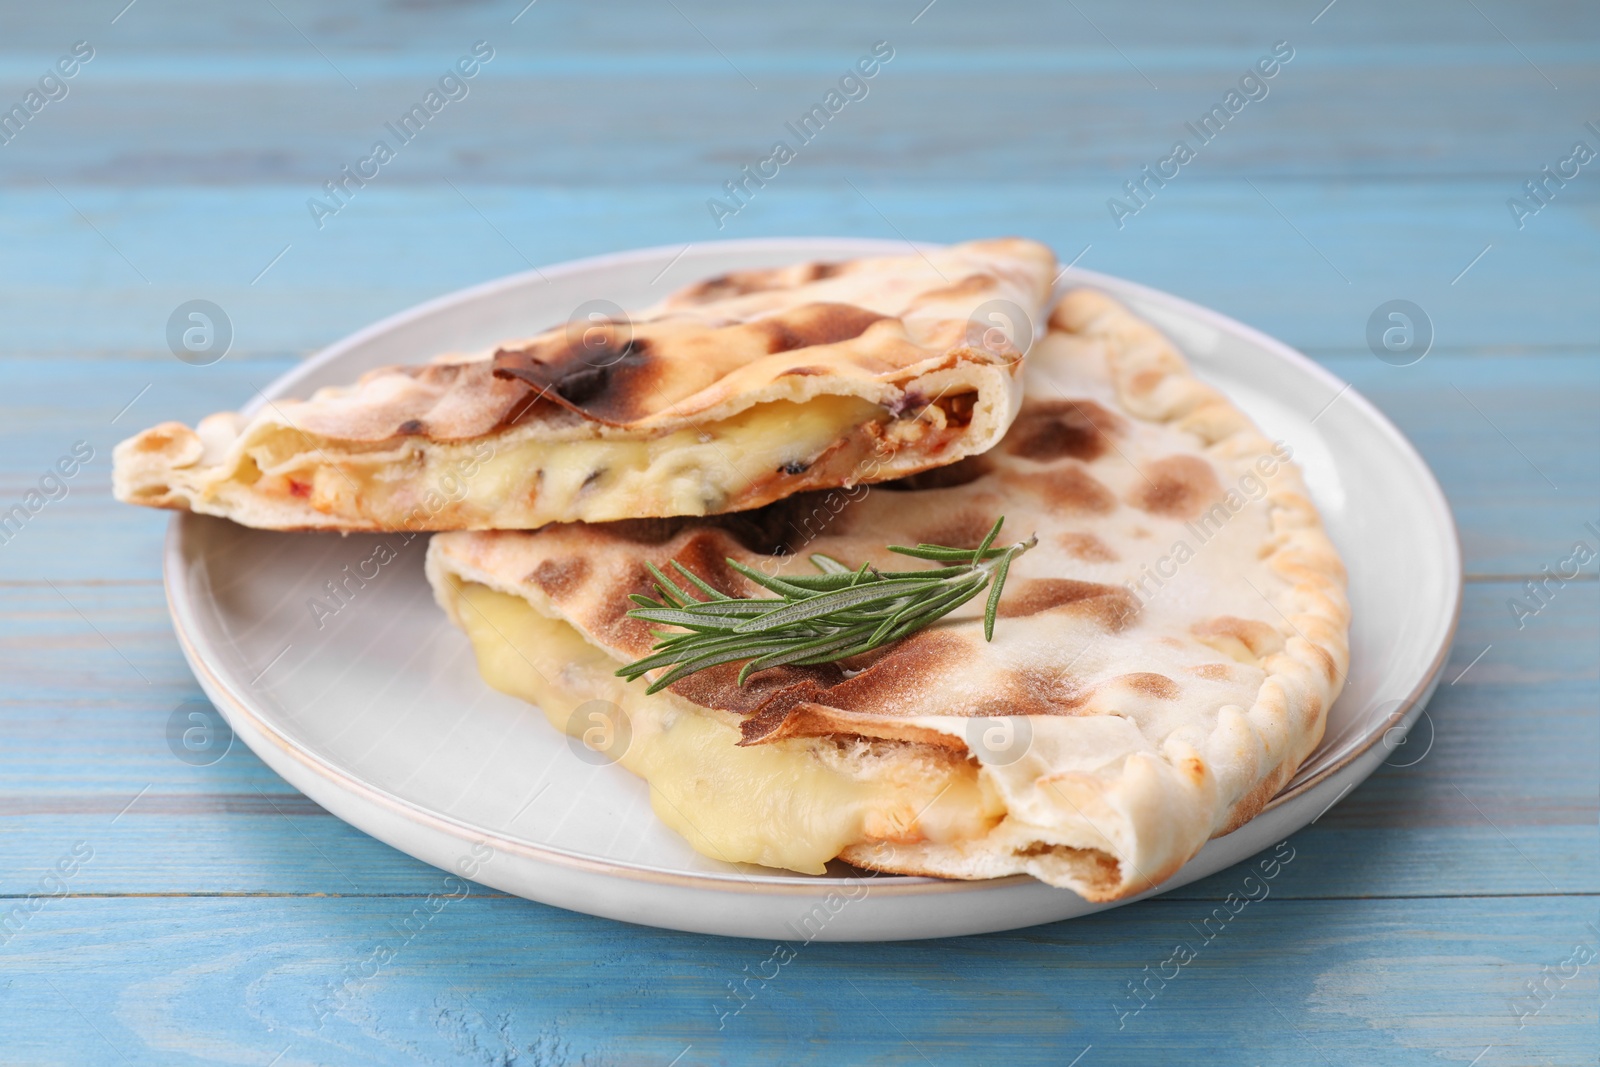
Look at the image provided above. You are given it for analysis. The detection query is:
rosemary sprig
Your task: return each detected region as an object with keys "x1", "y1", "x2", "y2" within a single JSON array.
[{"x1": 616, "y1": 516, "x2": 1037, "y2": 694}]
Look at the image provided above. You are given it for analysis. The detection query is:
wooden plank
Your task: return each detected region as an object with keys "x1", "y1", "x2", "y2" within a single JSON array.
[
  {"x1": 0, "y1": 896, "x2": 1593, "y2": 1065},
  {"x1": 2, "y1": 0, "x2": 1594, "y2": 51},
  {"x1": 1, "y1": 48, "x2": 1596, "y2": 186},
  {"x1": 1327, "y1": 354, "x2": 1600, "y2": 577},
  {"x1": 0, "y1": 183, "x2": 1593, "y2": 357},
  {"x1": 2, "y1": 814, "x2": 1593, "y2": 904},
  {"x1": 2, "y1": 0, "x2": 1595, "y2": 54},
  {"x1": 0, "y1": 579, "x2": 1591, "y2": 899}
]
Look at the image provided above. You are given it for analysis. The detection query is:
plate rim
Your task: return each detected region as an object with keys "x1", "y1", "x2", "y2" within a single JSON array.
[{"x1": 166, "y1": 236, "x2": 1463, "y2": 899}]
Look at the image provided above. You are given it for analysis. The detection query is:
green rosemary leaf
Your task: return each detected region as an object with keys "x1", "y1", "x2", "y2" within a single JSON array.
[
  {"x1": 984, "y1": 550, "x2": 1014, "y2": 641},
  {"x1": 886, "y1": 543, "x2": 1009, "y2": 562},
  {"x1": 724, "y1": 558, "x2": 839, "y2": 599},
  {"x1": 641, "y1": 643, "x2": 802, "y2": 693},
  {"x1": 754, "y1": 572, "x2": 880, "y2": 592},
  {"x1": 643, "y1": 562, "x2": 694, "y2": 607},
  {"x1": 615, "y1": 516, "x2": 1034, "y2": 691},
  {"x1": 868, "y1": 575, "x2": 984, "y2": 646},
  {"x1": 625, "y1": 607, "x2": 748, "y2": 631},
  {"x1": 620, "y1": 632, "x2": 795, "y2": 680},
  {"x1": 972, "y1": 516, "x2": 1003, "y2": 561},
  {"x1": 647, "y1": 599, "x2": 778, "y2": 617},
  {"x1": 736, "y1": 626, "x2": 878, "y2": 683},
  {"x1": 729, "y1": 577, "x2": 943, "y2": 634},
  {"x1": 669, "y1": 561, "x2": 734, "y2": 602},
  {"x1": 772, "y1": 565, "x2": 971, "y2": 589}
]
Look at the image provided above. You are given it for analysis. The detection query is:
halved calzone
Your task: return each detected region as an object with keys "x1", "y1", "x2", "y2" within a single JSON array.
[{"x1": 114, "y1": 239, "x2": 1055, "y2": 531}]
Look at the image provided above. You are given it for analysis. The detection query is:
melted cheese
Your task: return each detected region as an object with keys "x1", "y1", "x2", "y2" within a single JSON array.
[
  {"x1": 243, "y1": 395, "x2": 888, "y2": 527},
  {"x1": 447, "y1": 579, "x2": 1005, "y2": 874}
]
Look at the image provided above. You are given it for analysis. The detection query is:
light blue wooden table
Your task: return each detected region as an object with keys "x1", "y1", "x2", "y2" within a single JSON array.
[{"x1": 2, "y1": 2, "x2": 1596, "y2": 1063}]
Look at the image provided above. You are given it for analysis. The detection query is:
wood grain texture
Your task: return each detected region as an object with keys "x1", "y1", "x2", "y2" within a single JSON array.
[
  {"x1": 2, "y1": 897, "x2": 1596, "y2": 1066},
  {"x1": 1, "y1": 0, "x2": 1597, "y2": 1063},
  {"x1": 0, "y1": 184, "x2": 1595, "y2": 355}
]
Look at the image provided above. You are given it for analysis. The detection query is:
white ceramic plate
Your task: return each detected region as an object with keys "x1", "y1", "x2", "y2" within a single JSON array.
[{"x1": 166, "y1": 238, "x2": 1461, "y2": 941}]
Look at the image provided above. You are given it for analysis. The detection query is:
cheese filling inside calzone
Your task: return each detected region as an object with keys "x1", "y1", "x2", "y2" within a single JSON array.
[{"x1": 114, "y1": 239, "x2": 1056, "y2": 531}]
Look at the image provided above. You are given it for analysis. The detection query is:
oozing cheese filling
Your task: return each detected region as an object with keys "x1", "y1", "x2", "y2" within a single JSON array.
[
  {"x1": 227, "y1": 395, "x2": 959, "y2": 527},
  {"x1": 447, "y1": 578, "x2": 1005, "y2": 875}
]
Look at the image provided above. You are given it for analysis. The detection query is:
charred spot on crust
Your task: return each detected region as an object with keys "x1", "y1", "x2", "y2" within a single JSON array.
[
  {"x1": 678, "y1": 269, "x2": 781, "y2": 303},
  {"x1": 734, "y1": 683, "x2": 849, "y2": 745},
  {"x1": 396, "y1": 418, "x2": 426, "y2": 435},
  {"x1": 669, "y1": 531, "x2": 750, "y2": 597},
  {"x1": 598, "y1": 490, "x2": 861, "y2": 557},
  {"x1": 879, "y1": 453, "x2": 995, "y2": 492},
  {"x1": 975, "y1": 666, "x2": 1092, "y2": 716},
  {"x1": 669, "y1": 664, "x2": 841, "y2": 720},
  {"x1": 677, "y1": 261, "x2": 844, "y2": 304},
  {"x1": 714, "y1": 489, "x2": 861, "y2": 556},
  {"x1": 751, "y1": 303, "x2": 888, "y2": 354},
  {"x1": 997, "y1": 578, "x2": 1138, "y2": 631},
  {"x1": 1131, "y1": 455, "x2": 1223, "y2": 520},
  {"x1": 1191, "y1": 615, "x2": 1283, "y2": 657},
  {"x1": 1058, "y1": 532, "x2": 1119, "y2": 562},
  {"x1": 911, "y1": 511, "x2": 1001, "y2": 550},
  {"x1": 596, "y1": 562, "x2": 670, "y2": 651},
  {"x1": 528, "y1": 557, "x2": 589, "y2": 599},
  {"x1": 1115, "y1": 672, "x2": 1180, "y2": 699},
  {"x1": 1003, "y1": 399, "x2": 1125, "y2": 463},
  {"x1": 1011, "y1": 465, "x2": 1115, "y2": 513},
  {"x1": 491, "y1": 334, "x2": 656, "y2": 425},
  {"x1": 780, "y1": 460, "x2": 810, "y2": 475},
  {"x1": 820, "y1": 630, "x2": 969, "y2": 714}
]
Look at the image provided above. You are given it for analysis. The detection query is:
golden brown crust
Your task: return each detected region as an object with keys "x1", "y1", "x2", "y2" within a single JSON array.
[{"x1": 113, "y1": 239, "x2": 1057, "y2": 531}]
